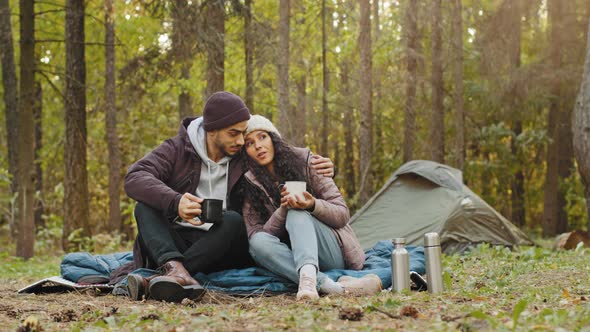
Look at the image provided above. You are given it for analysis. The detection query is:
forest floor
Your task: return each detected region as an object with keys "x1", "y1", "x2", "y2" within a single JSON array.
[{"x1": 1, "y1": 239, "x2": 589, "y2": 331}]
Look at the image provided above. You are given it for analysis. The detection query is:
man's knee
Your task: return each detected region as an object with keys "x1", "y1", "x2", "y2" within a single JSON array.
[
  {"x1": 218, "y1": 210, "x2": 246, "y2": 237},
  {"x1": 134, "y1": 202, "x2": 164, "y2": 226}
]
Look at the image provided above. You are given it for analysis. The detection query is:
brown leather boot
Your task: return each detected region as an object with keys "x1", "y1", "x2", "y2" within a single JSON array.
[
  {"x1": 127, "y1": 273, "x2": 158, "y2": 301},
  {"x1": 148, "y1": 261, "x2": 205, "y2": 303}
]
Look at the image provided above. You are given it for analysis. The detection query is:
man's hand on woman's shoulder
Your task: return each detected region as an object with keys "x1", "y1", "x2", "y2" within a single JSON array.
[{"x1": 311, "y1": 154, "x2": 335, "y2": 178}]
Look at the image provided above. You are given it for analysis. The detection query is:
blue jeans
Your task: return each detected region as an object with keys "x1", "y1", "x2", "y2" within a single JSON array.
[{"x1": 248, "y1": 210, "x2": 345, "y2": 289}]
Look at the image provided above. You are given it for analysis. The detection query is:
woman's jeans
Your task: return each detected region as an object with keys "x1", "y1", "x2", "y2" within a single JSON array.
[{"x1": 248, "y1": 210, "x2": 345, "y2": 289}]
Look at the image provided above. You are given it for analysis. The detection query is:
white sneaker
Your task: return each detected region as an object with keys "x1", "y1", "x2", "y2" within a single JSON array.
[
  {"x1": 297, "y1": 274, "x2": 319, "y2": 300},
  {"x1": 337, "y1": 274, "x2": 382, "y2": 296}
]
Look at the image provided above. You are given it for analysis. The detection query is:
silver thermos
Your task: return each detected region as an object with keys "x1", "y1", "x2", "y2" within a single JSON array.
[
  {"x1": 391, "y1": 238, "x2": 410, "y2": 292},
  {"x1": 424, "y1": 232, "x2": 444, "y2": 294}
]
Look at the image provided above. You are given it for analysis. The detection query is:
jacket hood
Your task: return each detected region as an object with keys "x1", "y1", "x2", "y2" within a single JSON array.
[{"x1": 186, "y1": 117, "x2": 232, "y2": 208}]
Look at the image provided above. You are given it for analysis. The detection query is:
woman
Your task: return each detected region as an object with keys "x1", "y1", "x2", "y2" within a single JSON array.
[{"x1": 240, "y1": 115, "x2": 381, "y2": 300}]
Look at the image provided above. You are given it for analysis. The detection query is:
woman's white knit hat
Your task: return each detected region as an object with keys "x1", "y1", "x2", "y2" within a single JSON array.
[{"x1": 245, "y1": 115, "x2": 281, "y2": 137}]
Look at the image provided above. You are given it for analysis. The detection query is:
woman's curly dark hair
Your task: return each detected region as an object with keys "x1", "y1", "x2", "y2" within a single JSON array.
[{"x1": 240, "y1": 132, "x2": 311, "y2": 221}]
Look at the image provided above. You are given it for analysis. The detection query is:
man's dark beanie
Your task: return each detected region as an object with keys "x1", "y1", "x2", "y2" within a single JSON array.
[{"x1": 203, "y1": 91, "x2": 251, "y2": 131}]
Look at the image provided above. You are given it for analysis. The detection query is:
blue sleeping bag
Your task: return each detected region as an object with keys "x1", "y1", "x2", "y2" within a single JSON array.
[{"x1": 60, "y1": 240, "x2": 425, "y2": 295}]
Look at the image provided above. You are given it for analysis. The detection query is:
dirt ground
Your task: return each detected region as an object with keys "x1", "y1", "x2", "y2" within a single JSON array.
[
  {"x1": 2, "y1": 244, "x2": 590, "y2": 331},
  {"x1": 0, "y1": 281, "x2": 493, "y2": 331}
]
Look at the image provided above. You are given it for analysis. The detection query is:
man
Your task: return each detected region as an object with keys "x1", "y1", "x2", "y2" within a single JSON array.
[{"x1": 124, "y1": 91, "x2": 334, "y2": 302}]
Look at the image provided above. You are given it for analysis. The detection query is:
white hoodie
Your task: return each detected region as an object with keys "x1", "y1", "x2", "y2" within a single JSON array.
[
  {"x1": 181, "y1": 118, "x2": 233, "y2": 229},
  {"x1": 187, "y1": 117, "x2": 232, "y2": 208}
]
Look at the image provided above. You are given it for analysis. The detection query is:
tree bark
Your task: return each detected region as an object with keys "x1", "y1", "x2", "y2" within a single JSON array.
[
  {"x1": 105, "y1": 0, "x2": 122, "y2": 234},
  {"x1": 451, "y1": 0, "x2": 465, "y2": 170},
  {"x1": 244, "y1": 0, "x2": 254, "y2": 112},
  {"x1": 373, "y1": 0, "x2": 383, "y2": 185},
  {"x1": 0, "y1": 0, "x2": 18, "y2": 199},
  {"x1": 430, "y1": 0, "x2": 444, "y2": 163},
  {"x1": 507, "y1": 0, "x2": 525, "y2": 227},
  {"x1": 16, "y1": 0, "x2": 36, "y2": 258},
  {"x1": 294, "y1": 73, "x2": 306, "y2": 147},
  {"x1": 320, "y1": 0, "x2": 329, "y2": 156},
  {"x1": 359, "y1": 0, "x2": 373, "y2": 204},
  {"x1": 341, "y1": 63, "x2": 356, "y2": 198},
  {"x1": 403, "y1": 0, "x2": 418, "y2": 163},
  {"x1": 64, "y1": 0, "x2": 90, "y2": 250},
  {"x1": 277, "y1": 0, "x2": 291, "y2": 140},
  {"x1": 337, "y1": 0, "x2": 355, "y2": 198},
  {"x1": 574, "y1": 22, "x2": 590, "y2": 230},
  {"x1": 205, "y1": 0, "x2": 225, "y2": 96},
  {"x1": 172, "y1": 0, "x2": 194, "y2": 119},
  {"x1": 34, "y1": 82, "x2": 44, "y2": 229},
  {"x1": 543, "y1": 0, "x2": 575, "y2": 236}
]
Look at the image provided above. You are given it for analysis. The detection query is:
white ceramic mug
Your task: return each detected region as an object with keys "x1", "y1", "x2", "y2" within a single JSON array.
[{"x1": 284, "y1": 181, "x2": 306, "y2": 200}]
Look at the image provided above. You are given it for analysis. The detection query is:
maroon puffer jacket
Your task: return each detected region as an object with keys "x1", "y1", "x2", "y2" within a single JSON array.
[
  {"x1": 242, "y1": 147, "x2": 366, "y2": 270},
  {"x1": 124, "y1": 117, "x2": 245, "y2": 220}
]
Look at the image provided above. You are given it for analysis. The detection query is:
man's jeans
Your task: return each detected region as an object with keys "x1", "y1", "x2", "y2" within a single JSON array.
[
  {"x1": 134, "y1": 202, "x2": 253, "y2": 275},
  {"x1": 248, "y1": 210, "x2": 345, "y2": 289}
]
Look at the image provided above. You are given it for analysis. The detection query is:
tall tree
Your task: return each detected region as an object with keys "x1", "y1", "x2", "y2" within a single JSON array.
[
  {"x1": 337, "y1": 0, "x2": 355, "y2": 198},
  {"x1": 64, "y1": 0, "x2": 90, "y2": 250},
  {"x1": 430, "y1": 0, "x2": 444, "y2": 163},
  {"x1": 277, "y1": 0, "x2": 291, "y2": 139},
  {"x1": 372, "y1": 0, "x2": 384, "y2": 185},
  {"x1": 105, "y1": 0, "x2": 122, "y2": 233},
  {"x1": 573, "y1": 22, "x2": 590, "y2": 231},
  {"x1": 451, "y1": 0, "x2": 465, "y2": 170},
  {"x1": 244, "y1": 0, "x2": 254, "y2": 112},
  {"x1": 543, "y1": 0, "x2": 576, "y2": 236},
  {"x1": 403, "y1": 0, "x2": 418, "y2": 163},
  {"x1": 205, "y1": 0, "x2": 225, "y2": 95},
  {"x1": 172, "y1": 0, "x2": 195, "y2": 119},
  {"x1": 507, "y1": 0, "x2": 525, "y2": 227},
  {"x1": 16, "y1": 0, "x2": 36, "y2": 258},
  {"x1": 320, "y1": 0, "x2": 329, "y2": 156},
  {"x1": 359, "y1": 0, "x2": 373, "y2": 203},
  {"x1": 33, "y1": 82, "x2": 44, "y2": 229},
  {"x1": 0, "y1": 0, "x2": 18, "y2": 200}
]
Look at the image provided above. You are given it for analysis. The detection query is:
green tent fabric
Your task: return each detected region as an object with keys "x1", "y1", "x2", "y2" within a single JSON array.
[{"x1": 350, "y1": 160, "x2": 533, "y2": 254}]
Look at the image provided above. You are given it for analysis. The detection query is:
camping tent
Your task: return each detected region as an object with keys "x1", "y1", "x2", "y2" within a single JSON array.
[{"x1": 350, "y1": 160, "x2": 533, "y2": 254}]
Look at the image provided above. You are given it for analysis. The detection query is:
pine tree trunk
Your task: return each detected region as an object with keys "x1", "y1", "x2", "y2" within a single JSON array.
[
  {"x1": 244, "y1": 0, "x2": 254, "y2": 112},
  {"x1": 373, "y1": 0, "x2": 383, "y2": 185},
  {"x1": 172, "y1": 0, "x2": 194, "y2": 119},
  {"x1": 341, "y1": 61, "x2": 356, "y2": 198},
  {"x1": 277, "y1": 0, "x2": 291, "y2": 140},
  {"x1": 452, "y1": 0, "x2": 465, "y2": 170},
  {"x1": 293, "y1": 74, "x2": 306, "y2": 147},
  {"x1": 337, "y1": 1, "x2": 355, "y2": 198},
  {"x1": 430, "y1": 0, "x2": 444, "y2": 163},
  {"x1": 34, "y1": 82, "x2": 44, "y2": 229},
  {"x1": 16, "y1": 0, "x2": 36, "y2": 258},
  {"x1": 574, "y1": 22, "x2": 590, "y2": 231},
  {"x1": 205, "y1": 0, "x2": 225, "y2": 96},
  {"x1": 105, "y1": 0, "x2": 122, "y2": 234},
  {"x1": 403, "y1": 0, "x2": 418, "y2": 163},
  {"x1": 320, "y1": 0, "x2": 329, "y2": 156},
  {"x1": 507, "y1": 0, "x2": 525, "y2": 228},
  {"x1": 0, "y1": 0, "x2": 18, "y2": 199},
  {"x1": 359, "y1": 0, "x2": 373, "y2": 204},
  {"x1": 543, "y1": 0, "x2": 575, "y2": 236},
  {"x1": 64, "y1": 0, "x2": 90, "y2": 251}
]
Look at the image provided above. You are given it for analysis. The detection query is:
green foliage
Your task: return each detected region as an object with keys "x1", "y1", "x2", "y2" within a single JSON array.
[{"x1": 1, "y1": 0, "x2": 589, "y2": 253}]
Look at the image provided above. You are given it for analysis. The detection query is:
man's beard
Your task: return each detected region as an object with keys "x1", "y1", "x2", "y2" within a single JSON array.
[{"x1": 218, "y1": 142, "x2": 240, "y2": 157}]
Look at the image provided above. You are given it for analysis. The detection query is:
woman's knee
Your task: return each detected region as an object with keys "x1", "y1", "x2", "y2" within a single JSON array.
[
  {"x1": 285, "y1": 209, "x2": 314, "y2": 232},
  {"x1": 248, "y1": 232, "x2": 276, "y2": 259}
]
